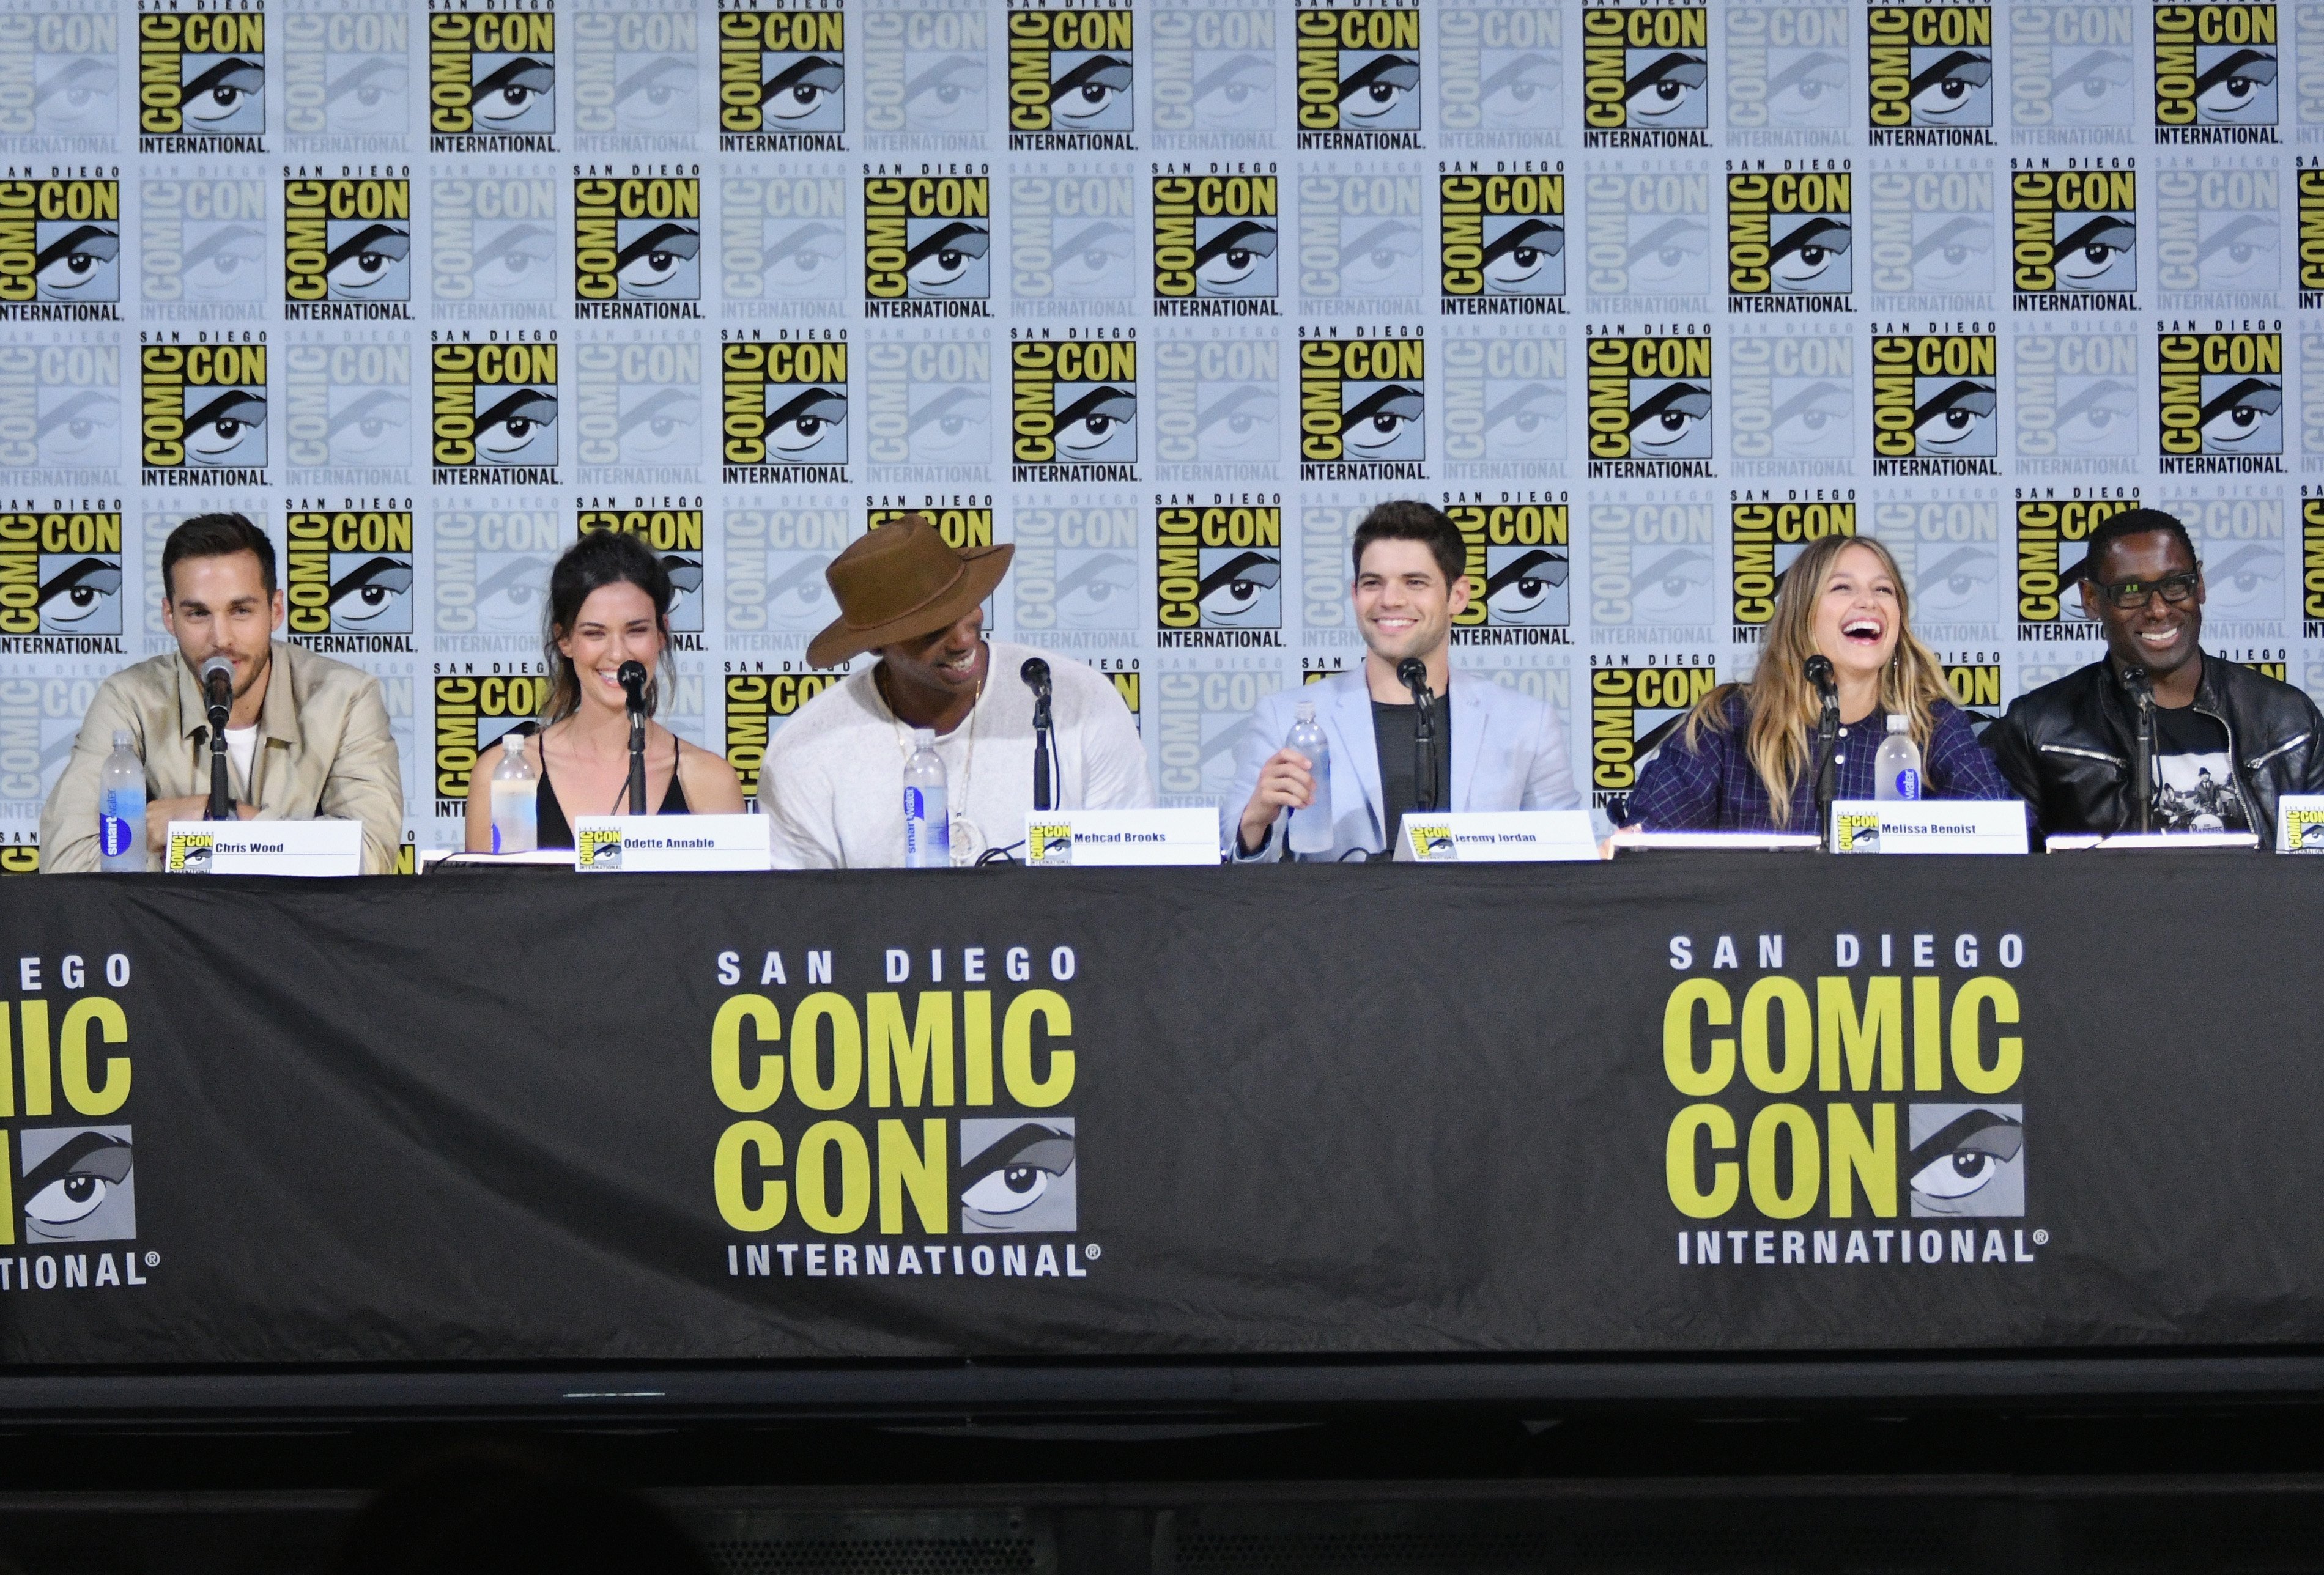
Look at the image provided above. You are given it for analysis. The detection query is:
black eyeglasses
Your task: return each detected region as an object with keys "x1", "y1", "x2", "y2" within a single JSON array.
[{"x1": 2090, "y1": 569, "x2": 2200, "y2": 611}]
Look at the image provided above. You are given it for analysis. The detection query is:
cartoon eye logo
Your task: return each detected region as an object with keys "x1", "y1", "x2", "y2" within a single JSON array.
[
  {"x1": 324, "y1": 223, "x2": 409, "y2": 292},
  {"x1": 327, "y1": 56, "x2": 406, "y2": 125},
  {"x1": 762, "y1": 53, "x2": 842, "y2": 120},
  {"x1": 1196, "y1": 551, "x2": 1279, "y2": 619},
  {"x1": 1196, "y1": 386, "x2": 1276, "y2": 456},
  {"x1": 473, "y1": 55, "x2": 553, "y2": 123},
  {"x1": 1340, "y1": 220, "x2": 1421, "y2": 289},
  {"x1": 1342, "y1": 383, "x2": 1422, "y2": 454},
  {"x1": 1338, "y1": 53, "x2": 1418, "y2": 122},
  {"x1": 475, "y1": 555, "x2": 551, "y2": 629},
  {"x1": 1771, "y1": 216, "x2": 1850, "y2": 290},
  {"x1": 185, "y1": 390, "x2": 266, "y2": 462},
  {"x1": 1486, "y1": 548, "x2": 1569, "y2": 622},
  {"x1": 1056, "y1": 385, "x2": 1134, "y2": 454},
  {"x1": 475, "y1": 389, "x2": 556, "y2": 460},
  {"x1": 905, "y1": 54, "x2": 985, "y2": 122},
  {"x1": 2204, "y1": 543, "x2": 2278, "y2": 611},
  {"x1": 20, "y1": 1132, "x2": 133, "y2": 1236},
  {"x1": 37, "y1": 559, "x2": 120, "y2": 627},
  {"x1": 764, "y1": 220, "x2": 842, "y2": 291},
  {"x1": 1194, "y1": 220, "x2": 1276, "y2": 292},
  {"x1": 909, "y1": 386, "x2": 989, "y2": 457},
  {"x1": 2053, "y1": 47, "x2": 2131, "y2": 116},
  {"x1": 1913, "y1": 216, "x2": 1990, "y2": 286},
  {"x1": 1479, "y1": 52, "x2": 1556, "y2": 121},
  {"x1": 905, "y1": 221, "x2": 989, "y2": 292},
  {"x1": 2194, "y1": 47, "x2": 2274, "y2": 118},
  {"x1": 1913, "y1": 380, "x2": 1996, "y2": 450},
  {"x1": 34, "y1": 56, "x2": 117, "y2": 132},
  {"x1": 1628, "y1": 382, "x2": 1710, "y2": 452},
  {"x1": 615, "y1": 223, "x2": 699, "y2": 292},
  {"x1": 475, "y1": 223, "x2": 553, "y2": 295},
  {"x1": 1907, "y1": 49, "x2": 1989, "y2": 118},
  {"x1": 2053, "y1": 215, "x2": 2134, "y2": 289},
  {"x1": 328, "y1": 557, "x2": 412, "y2": 625},
  {"x1": 1051, "y1": 221, "x2": 1133, "y2": 293},
  {"x1": 1056, "y1": 552, "x2": 1134, "y2": 625},
  {"x1": 957, "y1": 1124, "x2": 1076, "y2": 1220},
  {"x1": 2056, "y1": 378, "x2": 2135, "y2": 449},
  {"x1": 33, "y1": 224, "x2": 117, "y2": 293},
  {"x1": 1913, "y1": 547, "x2": 1995, "y2": 616},
  {"x1": 1771, "y1": 383, "x2": 1849, "y2": 452},
  {"x1": 1767, "y1": 50, "x2": 1845, "y2": 119},
  {"x1": 1624, "y1": 217, "x2": 1706, "y2": 289},
  {"x1": 1907, "y1": 1110, "x2": 2022, "y2": 1203},
  {"x1": 182, "y1": 56, "x2": 262, "y2": 125},
  {"x1": 619, "y1": 389, "x2": 700, "y2": 456},
  {"x1": 2196, "y1": 214, "x2": 2275, "y2": 279},
  {"x1": 1193, "y1": 53, "x2": 1273, "y2": 124},
  {"x1": 2199, "y1": 377, "x2": 2280, "y2": 448},
  {"x1": 1485, "y1": 385, "x2": 1560, "y2": 454},
  {"x1": 1483, "y1": 218, "x2": 1563, "y2": 292},
  {"x1": 768, "y1": 386, "x2": 848, "y2": 454},
  {"x1": 1624, "y1": 51, "x2": 1706, "y2": 120},
  {"x1": 1051, "y1": 53, "x2": 1131, "y2": 124}
]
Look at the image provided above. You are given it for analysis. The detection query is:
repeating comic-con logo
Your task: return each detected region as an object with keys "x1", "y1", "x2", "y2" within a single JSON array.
[
  {"x1": 1585, "y1": 333, "x2": 1713, "y2": 476},
  {"x1": 722, "y1": 668, "x2": 845, "y2": 795},
  {"x1": 2152, "y1": 166, "x2": 2278, "y2": 297},
  {"x1": 1586, "y1": 659, "x2": 1717, "y2": 815},
  {"x1": 1588, "y1": 500, "x2": 1719, "y2": 634},
  {"x1": 1870, "y1": 331, "x2": 1999, "y2": 474},
  {"x1": 281, "y1": 6, "x2": 411, "y2": 143},
  {"x1": 0, "y1": 838, "x2": 37, "y2": 875},
  {"x1": 1152, "y1": 664, "x2": 1286, "y2": 800},
  {"x1": 860, "y1": 0, "x2": 990, "y2": 138},
  {"x1": 959, "y1": 1118, "x2": 1079, "y2": 1233},
  {"x1": 429, "y1": 340, "x2": 560, "y2": 482},
  {"x1": 15, "y1": 1125, "x2": 139, "y2": 1248},
  {"x1": 1730, "y1": 333, "x2": 1851, "y2": 467},
  {"x1": 1906, "y1": 1104, "x2": 2024, "y2": 1217},
  {"x1": 579, "y1": 506, "x2": 705, "y2": 633},
  {"x1": 1294, "y1": 2, "x2": 1423, "y2": 147},
  {"x1": 1865, "y1": 168, "x2": 1993, "y2": 298},
  {"x1": 1730, "y1": 499, "x2": 1854, "y2": 639},
  {"x1": 140, "y1": 342, "x2": 268, "y2": 484},
  {"x1": 284, "y1": 509, "x2": 413, "y2": 644},
  {"x1": 1582, "y1": 170, "x2": 1711, "y2": 301},
  {"x1": 284, "y1": 177, "x2": 412, "y2": 319},
  {"x1": 1152, "y1": 1, "x2": 1275, "y2": 142},
  {"x1": 2008, "y1": 2, "x2": 2137, "y2": 135},
  {"x1": 0, "y1": 339, "x2": 120, "y2": 478},
  {"x1": 2009, "y1": 166, "x2": 2136, "y2": 310},
  {"x1": 1580, "y1": 2, "x2": 1710, "y2": 147},
  {"x1": 1298, "y1": 333, "x2": 1423, "y2": 479},
  {"x1": 432, "y1": 673, "x2": 552, "y2": 814},
  {"x1": 720, "y1": 171, "x2": 848, "y2": 311},
  {"x1": 1153, "y1": 334, "x2": 1279, "y2": 478},
  {"x1": 1441, "y1": 333, "x2": 1564, "y2": 473},
  {"x1": 140, "y1": 175, "x2": 268, "y2": 312},
  {"x1": 1724, "y1": 0, "x2": 1849, "y2": 136},
  {"x1": 2015, "y1": 493, "x2": 2139, "y2": 629},
  {"x1": 0, "y1": 511, "x2": 123, "y2": 638},
  {"x1": 1937, "y1": 658, "x2": 2004, "y2": 728},
  {"x1": 138, "y1": 10, "x2": 267, "y2": 149},
  {"x1": 1153, "y1": 173, "x2": 1279, "y2": 314},
  {"x1": 1876, "y1": 496, "x2": 2000, "y2": 630},
  {"x1": 1726, "y1": 169, "x2": 1851, "y2": 308},
  {"x1": 573, "y1": 337, "x2": 703, "y2": 479},
  {"x1": 1012, "y1": 172, "x2": 1138, "y2": 307},
  {"x1": 2303, "y1": 495, "x2": 2324, "y2": 635},
  {"x1": 869, "y1": 503, "x2": 994, "y2": 555},
  {"x1": 1441, "y1": 171, "x2": 1565, "y2": 312},
  {"x1": 431, "y1": 505, "x2": 557, "y2": 636},
  {"x1": 864, "y1": 174, "x2": 992, "y2": 315},
  {"x1": 428, "y1": 8, "x2": 556, "y2": 151},
  {"x1": 431, "y1": 175, "x2": 560, "y2": 308},
  {"x1": 0, "y1": 180, "x2": 121, "y2": 319},
  {"x1": 862, "y1": 336, "x2": 990, "y2": 480},
  {"x1": 1012, "y1": 503, "x2": 1138, "y2": 638},
  {"x1": 723, "y1": 503, "x2": 853, "y2": 642},
  {"x1": 2165, "y1": 491, "x2": 2282, "y2": 627},
  {"x1": 574, "y1": 5, "x2": 700, "y2": 143},
  {"x1": 2158, "y1": 328, "x2": 2282, "y2": 471},
  {"x1": 575, "y1": 176, "x2": 702, "y2": 317},
  {"x1": 1867, "y1": 2, "x2": 1994, "y2": 144},
  {"x1": 2302, "y1": 167, "x2": 2324, "y2": 308},
  {"x1": 2014, "y1": 331, "x2": 2138, "y2": 466},
  {"x1": 722, "y1": 337, "x2": 849, "y2": 482},
  {"x1": 720, "y1": 6, "x2": 844, "y2": 149},
  {"x1": 1448, "y1": 502, "x2": 1569, "y2": 640},
  {"x1": 1439, "y1": 0, "x2": 1561, "y2": 140},
  {"x1": 2153, "y1": 1, "x2": 2278, "y2": 142},
  {"x1": 1010, "y1": 335, "x2": 1137, "y2": 482},
  {"x1": 1298, "y1": 169, "x2": 1427, "y2": 305},
  {"x1": 1007, "y1": 0, "x2": 1134, "y2": 150},
  {"x1": 281, "y1": 339, "x2": 412, "y2": 481},
  {"x1": 1156, "y1": 504, "x2": 1282, "y2": 643},
  {"x1": 0, "y1": 9, "x2": 123, "y2": 142}
]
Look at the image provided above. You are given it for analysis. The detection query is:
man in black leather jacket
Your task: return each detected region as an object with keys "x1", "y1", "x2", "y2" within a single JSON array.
[{"x1": 1985, "y1": 507, "x2": 2324, "y2": 847}]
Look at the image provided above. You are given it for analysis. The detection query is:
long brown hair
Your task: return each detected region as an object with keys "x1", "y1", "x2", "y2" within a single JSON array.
[
  {"x1": 1682, "y1": 534, "x2": 1954, "y2": 827},
  {"x1": 539, "y1": 531, "x2": 673, "y2": 727}
]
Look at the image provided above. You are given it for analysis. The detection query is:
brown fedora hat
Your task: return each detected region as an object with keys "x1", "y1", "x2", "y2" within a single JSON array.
[{"x1": 806, "y1": 513, "x2": 1015, "y2": 668}]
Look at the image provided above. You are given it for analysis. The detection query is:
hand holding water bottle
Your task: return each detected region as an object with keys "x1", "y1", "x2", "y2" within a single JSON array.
[{"x1": 1237, "y1": 701, "x2": 1334, "y2": 857}]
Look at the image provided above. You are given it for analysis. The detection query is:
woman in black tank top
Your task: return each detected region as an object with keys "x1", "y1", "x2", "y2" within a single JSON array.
[{"x1": 461, "y1": 533, "x2": 744, "y2": 851}]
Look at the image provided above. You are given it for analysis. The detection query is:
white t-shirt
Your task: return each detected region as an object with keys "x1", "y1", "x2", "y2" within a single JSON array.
[
  {"x1": 225, "y1": 725, "x2": 258, "y2": 792},
  {"x1": 761, "y1": 641, "x2": 1154, "y2": 868}
]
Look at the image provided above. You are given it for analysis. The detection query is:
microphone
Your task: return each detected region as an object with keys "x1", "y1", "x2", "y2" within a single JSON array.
[
  {"x1": 1021, "y1": 658, "x2": 1056, "y2": 813},
  {"x1": 1396, "y1": 657, "x2": 1433, "y2": 702},
  {"x1": 199, "y1": 655, "x2": 234, "y2": 821},
  {"x1": 1020, "y1": 657, "x2": 1053, "y2": 704},
  {"x1": 1804, "y1": 655, "x2": 1841, "y2": 850},
  {"x1": 618, "y1": 659, "x2": 648, "y2": 712},
  {"x1": 2119, "y1": 662, "x2": 2153, "y2": 696},
  {"x1": 2121, "y1": 663, "x2": 2155, "y2": 834},
  {"x1": 1397, "y1": 658, "x2": 1439, "y2": 813},
  {"x1": 1804, "y1": 653, "x2": 1837, "y2": 703},
  {"x1": 618, "y1": 659, "x2": 649, "y2": 815}
]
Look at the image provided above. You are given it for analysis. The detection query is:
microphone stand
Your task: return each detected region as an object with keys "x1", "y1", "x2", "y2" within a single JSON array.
[
  {"x1": 2125, "y1": 668, "x2": 2155, "y2": 835},
  {"x1": 1810, "y1": 691, "x2": 1841, "y2": 850},
  {"x1": 204, "y1": 674, "x2": 233, "y2": 821},
  {"x1": 1398, "y1": 659, "x2": 1438, "y2": 813},
  {"x1": 627, "y1": 704, "x2": 648, "y2": 816},
  {"x1": 1032, "y1": 687, "x2": 1056, "y2": 813}
]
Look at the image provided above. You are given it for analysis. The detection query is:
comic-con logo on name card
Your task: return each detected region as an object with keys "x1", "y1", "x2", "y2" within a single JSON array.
[
  {"x1": 2015, "y1": 493, "x2": 2138, "y2": 635},
  {"x1": 1867, "y1": 3, "x2": 1994, "y2": 146},
  {"x1": 284, "y1": 510, "x2": 414, "y2": 649},
  {"x1": 579, "y1": 507, "x2": 705, "y2": 636},
  {"x1": 1152, "y1": 174, "x2": 1279, "y2": 316},
  {"x1": 1730, "y1": 499, "x2": 1855, "y2": 641},
  {"x1": 427, "y1": 8, "x2": 557, "y2": 152},
  {"x1": 1580, "y1": 4, "x2": 1709, "y2": 148},
  {"x1": 0, "y1": 511, "x2": 125, "y2": 645},
  {"x1": 0, "y1": 181, "x2": 122, "y2": 322},
  {"x1": 1294, "y1": 2, "x2": 1423, "y2": 149},
  {"x1": 717, "y1": 6, "x2": 845, "y2": 151},
  {"x1": 2009, "y1": 166, "x2": 2137, "y2": 311},
  {"x1": 429, "y1": 339, "x2": 560, "y2": 485},
  {"x1": 1726, "y1": 170, "x2": 1852, "y2": 312},
  {"x1": 141, "y1": 341, "x2": 268, "y2": 486},
  {"x1": 1870, "y1": 331, "x2": 1999, "y2": 476},
  {"x1": 1011, "y1": 336, "x2": 1138, "y2": 483},
  {"x1": 1008, "y1": 0, "x2": 1135, "y2": 151},
  {"x1": 1155, "y1": 504, "x2": 1283, "y2": 646},
  {"x1": 432, "y1": 672, "x2": 552, "y2": 814},
  {"x1": 1440, "y1": 171, "x2": 1566, "y2": 315},
  {"x1": 1585, "y1": 333, "x2": 1712, "y2": 478},
  {"x1": 723, "y1": 670, "x2": 844, "y2": 798},
  {"x1": 284, "y1": 179, "x2": 412, "y2": 321},
  {"x1": 2154, "y1": 2, "x2": 2279, "y2": 145},
  {"x1": 1448, "y1": 502, "x2": 1571, "y2": 643},
  {"x1": 1587, "y1": 659, "x2": 1717, "y2": 816},
  {"x1": 138, "y1": 9, "x2": 267, "y2": 152},
  {"x1": 575, "y1": 176, "x2": 702, "y2": 319},
  {"x1": 722, "y1": 338, "x2": 849, "y2": 484},
  {"x1": 1298, "y1": 333, "x2": 1424, "y2": 481},
  {"x1": 2158, "y1": 328, "x2": 2282, "y2": 473},
  {"x1": 864, "y1": 175, "x2": 994, "y2": 320}
]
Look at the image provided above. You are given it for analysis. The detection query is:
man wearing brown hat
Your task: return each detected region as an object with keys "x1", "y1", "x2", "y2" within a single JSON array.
[{"x1": 760, "y1": 514, "x2": 1152, "y2": 866}]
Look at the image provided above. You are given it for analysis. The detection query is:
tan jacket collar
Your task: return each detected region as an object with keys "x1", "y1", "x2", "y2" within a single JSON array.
[{"x1": 171, "y1": 643, "x2": 305, "y2": 749}]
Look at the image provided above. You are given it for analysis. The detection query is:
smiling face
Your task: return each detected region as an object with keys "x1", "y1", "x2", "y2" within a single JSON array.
[
  {"x1": 163, "y1": 548, "x2": 283, "y2": 702},
  {"x1": 556, "y1": 579, "x2": 666, "y2": 718},
  {"x1": 2080, "y1": 528, "x2": 2204, "y2": 683},
  {"x1": 878, "y1": 608, "x2": 988, "y2": 702},
  {"x1": 1810, "y1": 542, "x2": 1903, "y2": 687},
  {"x1": 1353, "y1": 537, "x2": 1468, "y2": 666}
]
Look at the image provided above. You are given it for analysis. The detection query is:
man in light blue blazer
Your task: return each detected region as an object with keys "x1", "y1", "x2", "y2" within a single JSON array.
[{"x1": 1228, "y1": 500, "x2": 1578, "y2": 860}]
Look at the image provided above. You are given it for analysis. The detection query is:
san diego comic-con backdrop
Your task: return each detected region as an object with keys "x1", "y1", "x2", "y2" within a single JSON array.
[{"x1": 10, "y1": 0, "x2": 2324, "y2": 866}]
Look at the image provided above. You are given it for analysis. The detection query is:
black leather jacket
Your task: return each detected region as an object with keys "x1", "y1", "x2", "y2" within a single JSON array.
[{"x1": 1985, "y1": 654, "x2": 2324, "y2": 847}]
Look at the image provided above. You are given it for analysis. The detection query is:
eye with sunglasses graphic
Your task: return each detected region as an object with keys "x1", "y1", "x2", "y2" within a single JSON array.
[
  {"x1": 2199, "y1": 377, "x2": 2280, "y2": 452},
  {"x1": 184, "y1": 389, "x2": 267, "y2": 466},
  {"x1": 616, "y1": 223, "x2": 700, "y2": 296},
  {"x1": 905, "y1": 221, "x2": 990, "y2": 295},
  {"x1": 1051, "y1": 53, "x2": 1132, "y2": 127},
  {"x1": 761, "y1": 53, "x2": 842, "y2": 125},
  {"x1": 1912, "y1": 379, "x2": 1996, "y2": 454},
  {"x1": 1482, "y1": 218, "x2": 1563, "y2": 294},
  {"x1": 474, "y1": 388, "x2": 557, "y2": 463},
  {"x1": 1339, "y1": 52, "x2": 1419, "y2": 125},
  {"x1": 2194, "y1": 46, "x2": 2275, "y2": 120},
  {"x1": 181, "y1": 55, "x2": 264, "y2": 129},
  {"x1": 472, "y1": 54, "x2": 553, "y2": 127},
  {"x1": 325, "y1": 223, "x2": 409, "y2": 297},
  {"x1": 34, "y1": 224, "x2": 118, "y2": 300},
  {"x1": 1194, "y1": 221, "x2": 1277, "y2": 296},
  {"x1": 1624, "y1": 50, "x2": 1707, "y2": 124},
  {"x1": 1908, "y1": 48, "x2": 1990, "y2": 120},
  {"x1": 1341, "y1": 383, "x2": 1423, "y2": 457}
]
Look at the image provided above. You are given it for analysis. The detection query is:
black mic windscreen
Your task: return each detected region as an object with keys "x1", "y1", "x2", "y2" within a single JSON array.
[
  {"x1": 617, "y1": 660, "x2": 648, "y2": 690},
  {"x1": 1804, "y1": 654, "x2": 1835, "y2": 695},
  {"x1": 1020, "y1": 657, "x2": 1051, "y2": 689},
  {"x1": 1397, "y1": 657, "x2": 1429, "y2": 690}
]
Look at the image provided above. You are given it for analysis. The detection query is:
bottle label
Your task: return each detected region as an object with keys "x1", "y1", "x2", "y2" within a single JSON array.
[
  {"x1": 100, "y1": 814, "x2": 133, "y2": 858},
  {"x1": 1897, "y1": 768, "x2": 1921, "y2": 800}
]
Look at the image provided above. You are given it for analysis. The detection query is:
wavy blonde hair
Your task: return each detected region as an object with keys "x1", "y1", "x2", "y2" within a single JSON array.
[{"x1": 1683, "y1": 534, "x2": 1954, "y2": 827}]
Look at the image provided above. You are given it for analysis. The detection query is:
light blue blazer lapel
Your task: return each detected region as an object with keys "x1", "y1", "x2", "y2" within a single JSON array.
[
  {"x1": 1450, "y1": 678, "x2": 1489, "y2": 811},
  {"x1": 1323, "y1": 668, "x2": 1385, "y2": 843}
]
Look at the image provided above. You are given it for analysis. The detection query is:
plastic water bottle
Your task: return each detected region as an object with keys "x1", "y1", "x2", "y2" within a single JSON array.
[
  {"x1": 1286, "y1": 701, "x2": 1334, "y2": 856},
  {"x1": 98, "y1": 730, "x2": 146, "y2": 872},
  {"x1": 1874, "y1": 713, "x2": 1922, "y2": 800},
  {"x1": 489, "y1": 731, "x2": 539, "y2": 852},
  {"x1": 904, "y1": 728, "x2": 952, "y2": 869}
]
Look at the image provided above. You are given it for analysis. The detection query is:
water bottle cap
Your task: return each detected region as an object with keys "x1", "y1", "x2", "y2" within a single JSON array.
[
  {"x1": 912, "y1": 728, "x2": 936, "y2": 748},
  {"x1": 1296, "y1": 700, "x2": 1316, "y2": 721},
  {"x1": 504, "y1": 731, "x2": 524, "y2": 755},
  {"x1": 113, "y1": 729, "x2": 133, "y2": 750},
  {"x1": 1886, "y1": 712, "x2": 1908, "y2": 732}
]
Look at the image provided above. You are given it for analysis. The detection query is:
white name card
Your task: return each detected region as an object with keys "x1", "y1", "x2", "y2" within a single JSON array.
[
  {"x1": 571, "y1": 815, "x2": 771, "y2": 872},
  {"x1": 2278, "y1": 794, "x2": 2324, "y2": 852},
  {"x1": 1393, "y1": 811, "x2": 1601, "y2": 863},
  {"x1": 1829, "y1": 800, "x2": 2029, "y2": 855},
  {"x1": 1025, "y1": 808, "x2": 1221, "y2": 866},
  {"x1": 1606, "y1": 829, "x2": 1821, "y2": 854},
  {"x1": 165, "y1": 819, "x2": 363, "y2": 877},
  {"x1": 2046, "y1": 830, "x2": 2262, "y2": 852}
]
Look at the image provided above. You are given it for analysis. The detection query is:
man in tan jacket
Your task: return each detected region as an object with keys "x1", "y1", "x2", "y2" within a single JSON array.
[{"x1": 39, "y1": 514, "x2": 405, "y2": 873}]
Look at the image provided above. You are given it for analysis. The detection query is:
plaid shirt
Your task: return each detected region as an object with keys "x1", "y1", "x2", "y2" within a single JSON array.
[{"x1": 1618, "y1": 692, "x2": 2011, "y2": 832}]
